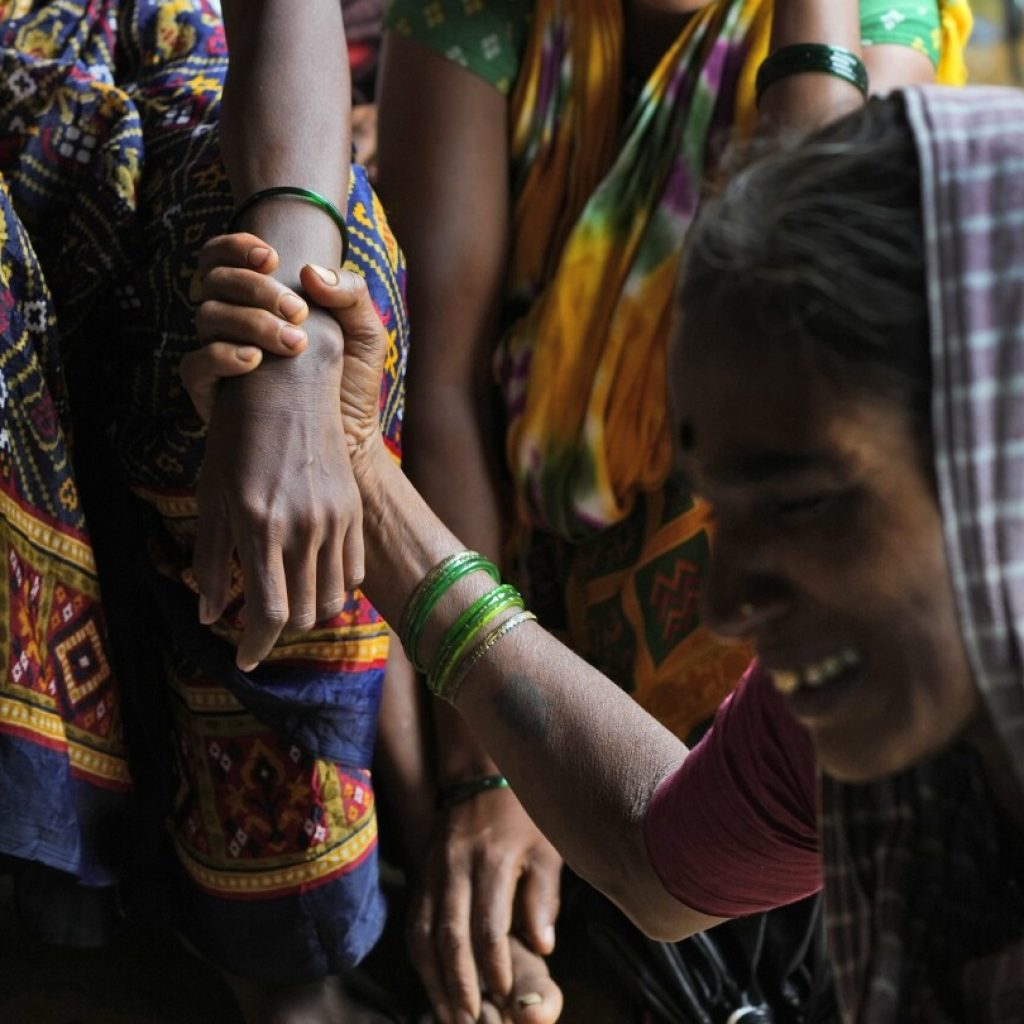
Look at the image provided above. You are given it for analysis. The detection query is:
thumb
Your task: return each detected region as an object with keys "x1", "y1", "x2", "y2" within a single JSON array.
[{"x1": 301, "y1": 266, "x2": 386, "y2": 360}]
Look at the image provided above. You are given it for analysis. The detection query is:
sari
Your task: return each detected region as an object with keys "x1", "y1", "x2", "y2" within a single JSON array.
[
  {"x1": 499, "y1": 0, "x2": 971, "y2": 739},
  {"x1": 0, "y1": 0, "x2": 408, "y2": 981}
]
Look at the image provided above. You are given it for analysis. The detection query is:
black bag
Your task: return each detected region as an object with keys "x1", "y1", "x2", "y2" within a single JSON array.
[{"x1": 577, "y1": 883, "x2": 837, "y2": 1024}]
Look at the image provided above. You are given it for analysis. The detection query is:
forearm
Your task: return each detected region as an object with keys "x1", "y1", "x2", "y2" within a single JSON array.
[
  {"x1": 220, "y1": 0, "x2": 350, "y2": 283},
  {"x1": 405, "y1": 394, "x2": 508, "y2": 782},
  {"x1": 359, "y1": 451, "x2": 712, "y2": 939}
]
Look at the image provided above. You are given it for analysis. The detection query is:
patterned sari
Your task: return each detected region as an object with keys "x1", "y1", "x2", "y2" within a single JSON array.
[
  {"x1": 498, "y1": 0, "x2": 970, "y2": 740},
  {"x1": 0, "y1": 0, "x2": 408, "y2": 982}
]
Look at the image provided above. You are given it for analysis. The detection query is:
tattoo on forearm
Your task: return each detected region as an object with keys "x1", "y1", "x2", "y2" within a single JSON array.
[{"x1": 493, "y1": 674, "x2": 554, "y2": 741}]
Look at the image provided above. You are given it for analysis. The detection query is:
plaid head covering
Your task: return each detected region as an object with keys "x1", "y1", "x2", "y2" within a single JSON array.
[
  {"x1": 822, "y1": 86, "x2": 1024, "y2": 1023},
  {"x1": 908, "y1": 85, "x2": 1024, "y2": 789}
]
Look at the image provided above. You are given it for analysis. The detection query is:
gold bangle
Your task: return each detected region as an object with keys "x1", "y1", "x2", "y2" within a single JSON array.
[{"x1": 442, "y1": 610, "x2": 538, "y2": 705}]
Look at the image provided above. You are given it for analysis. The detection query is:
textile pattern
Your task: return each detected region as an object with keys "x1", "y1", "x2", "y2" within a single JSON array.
[{"x1": 0, "y1": 0, "x2": 409, "y2": 978}]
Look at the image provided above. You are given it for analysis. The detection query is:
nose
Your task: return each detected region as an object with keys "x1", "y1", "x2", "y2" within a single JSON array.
[{"x1": 702, "y1": 522, "x2": 793, "y2": 639}]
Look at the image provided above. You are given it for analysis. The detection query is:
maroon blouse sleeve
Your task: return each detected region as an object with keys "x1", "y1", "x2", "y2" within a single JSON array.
[{"x1": 641, "y1": 662, "x2": 822, "y2": 917}]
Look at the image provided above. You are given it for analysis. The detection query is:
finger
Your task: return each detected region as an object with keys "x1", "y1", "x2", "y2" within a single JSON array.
[
  {"x1": 506, "y1": 938, "x2": 563, "y2": 1024},
  {"x1": 471, "y1": 856, "x2": 516, "y2": 1005},
  {"x1": 201, "y1": 266, "x2": 309, "y2": 325},
  {"x1": 198, "y1": 232, "x2": 279, "y2": 278},
  {"x1": 436, "y1": 870, "x2": 482, "y2": 1024},
  {"x1": 193, "y1": 495, "x2": 234, "y2": 625},
  {"x1": 282, "y1": 537, "x2": 318, "y2": 635},
  {"x1": 300, "y1": 267, "x2": 388, "y2": 383},
  {"x1": 235, "y1": 530, "x2": 289, "y2": 671},
  {"x1": 195, "y1": 299, "x2": 308, "y2": 357},
  {"x1": 407, "y1": 895, "x2": 453, "y2": 1024},
  {"x1": 341, "y1": 503, "x2": 365, "y2": 591},
  {"x1": 514, "y1": 861, "x2": 561, "y2": 957},
  {"x1": 315, "y1": 538, "x2": 348, "y2": 623},
  {"x1": 180, "y1": 343, "x2": 263, "y2": 424}
]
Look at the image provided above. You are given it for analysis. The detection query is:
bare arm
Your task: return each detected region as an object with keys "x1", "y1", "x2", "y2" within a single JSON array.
[
  {"x1": 759, "y1": 0, "x2": 936, "y2": 129},
  {"x1": 196, "y1": 1, "x2": 358, "y2": 668}
]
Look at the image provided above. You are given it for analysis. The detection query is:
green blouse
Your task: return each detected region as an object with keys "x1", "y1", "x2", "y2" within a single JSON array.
[{"x1": 383, "y1": 0, "x2": 942, "y2": 95}]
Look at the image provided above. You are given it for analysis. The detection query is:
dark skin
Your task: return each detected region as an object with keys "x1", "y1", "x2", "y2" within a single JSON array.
[
  {"x1": 190, "y1": 4, "x2": 937, "y2": 1019},
  {"x1": 199, "y1": 0, "x2": 359, "y2": 675},
  {"x1": 191, "y1": 2, "x2": 936, "y2": 1019}
]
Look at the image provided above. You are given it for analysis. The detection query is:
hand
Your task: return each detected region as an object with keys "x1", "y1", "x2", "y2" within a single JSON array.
[
  {"x1": 407, "y1": 789, "x2": 563, "y2": 1024},
  {"x1": 187, "y1": 235, "x2": 364, "y2": 670}
]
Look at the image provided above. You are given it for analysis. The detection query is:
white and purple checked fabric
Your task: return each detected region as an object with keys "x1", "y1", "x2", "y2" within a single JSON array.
[{"x1": 906, "y1": 85, "x2": 1024, "y2": 790}]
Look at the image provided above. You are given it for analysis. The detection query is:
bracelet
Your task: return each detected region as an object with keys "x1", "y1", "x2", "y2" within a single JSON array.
[
  {"x1": 437, "y1": 774, "x2": 510, "y2": 810},
  {"x1": 399, "y1": 551, "x2": 501, "y2": 672},
  {"x1": 755, "y1": 44, "x2": 869, "y2": 106},
  {"x1": 443, "y1": 609, "x2": 537, "y2": 706},
  {"x1": 227, "y1": 186, "x2": 349, "y2": 267},
  {"x1": 428, "y1": 584, "x2": 524, "y2": 698}
]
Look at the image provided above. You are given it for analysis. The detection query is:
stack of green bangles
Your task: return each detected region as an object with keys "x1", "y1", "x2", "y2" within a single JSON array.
[{"x1": 398, "y1": 551, "x2": 536, "y2": 703}]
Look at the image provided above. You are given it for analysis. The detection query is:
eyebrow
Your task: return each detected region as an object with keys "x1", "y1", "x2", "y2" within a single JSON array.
[{"x1": 705, "y1": 449, "x2": 845, "y2": 486}]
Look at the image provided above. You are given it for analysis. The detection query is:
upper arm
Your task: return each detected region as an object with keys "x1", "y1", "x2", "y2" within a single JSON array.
[
  {"x1": 377, "y1": 33, "x2": 510, "y2": 389},
  {"x1": 860, "y1": 0, "x2": 940, "y2": 92},
  {"x1": 640, "y1": 667, "x2": 822, "y2": 925}
]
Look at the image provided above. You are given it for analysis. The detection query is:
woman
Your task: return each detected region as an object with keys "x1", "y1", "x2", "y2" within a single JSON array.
[
  {"x1": 0, "y1": 1, "x2": 407, "y2": 1021},
  {"x1": 190, "y1": 79, "x2": 1024, "y2": 1019},
  {"x1": 370, "y1": 0, "x2": 970, "y2": 1017}
]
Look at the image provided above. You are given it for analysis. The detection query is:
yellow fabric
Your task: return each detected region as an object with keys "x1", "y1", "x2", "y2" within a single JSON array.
[{"x1": 503, "y1": 0, "x2": 969, "y2": 542}]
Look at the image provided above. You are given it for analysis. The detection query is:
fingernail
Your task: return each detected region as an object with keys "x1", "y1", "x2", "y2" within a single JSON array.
[
  {"x1": 517, "y1": 993, "x2": 543, "y2": 1008},
  {"x1": 247, "y1": 246, "x2": 270, "y2": 267},
  {"x1": 199, "y1": 594, "x2": 214, "y2": 624},
  {"x1": 459, "y1": 1012, "x2": 475, "y2": 1024},
  {"x1": 309, "y1": 263, "x2": 338, "y2": 286},
  {"x1": 235, "y1": 346, "x2": 259, "y2": 362},
  {"x1": 279, "y1": 293, "x2": 306, "y2": 320},
  {"x1": 542, "y1": 924, "x2": 556, "y2": 949},
  {"x1": 280, "y1": 325, "x2": 306, "y2": 349}
]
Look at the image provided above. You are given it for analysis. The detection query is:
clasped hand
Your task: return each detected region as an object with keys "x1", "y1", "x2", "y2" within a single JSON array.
[{"x1": 185, "y1": 234, "x2": 388, "y2": 669}]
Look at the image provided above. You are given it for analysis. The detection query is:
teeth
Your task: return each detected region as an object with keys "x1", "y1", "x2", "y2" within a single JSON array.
[
  {"x1": 771, "y1": 648, "x2": 861, "y2": 694},
  {"x1": 771, "y1": 670, "x2": 800, "y2": 695}
]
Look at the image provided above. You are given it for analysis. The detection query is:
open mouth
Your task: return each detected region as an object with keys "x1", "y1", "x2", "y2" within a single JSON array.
[{"x1": 769, "y1": 647, "x2": 862, "y2": 696}]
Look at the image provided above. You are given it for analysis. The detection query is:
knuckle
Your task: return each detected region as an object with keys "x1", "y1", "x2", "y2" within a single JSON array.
[{"x1": 436, "y1": 921, "x2": 467, "y2": 956}]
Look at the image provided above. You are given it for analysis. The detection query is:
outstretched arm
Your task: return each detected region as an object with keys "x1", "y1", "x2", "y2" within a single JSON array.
[{"x1": 196, "y1": 1, "x2": 359, "y2": 670}]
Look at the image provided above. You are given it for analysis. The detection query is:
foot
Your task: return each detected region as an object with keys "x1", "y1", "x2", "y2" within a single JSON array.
[{"x1": 487, "y1": 936, "x2": 563, "y2": 1024}]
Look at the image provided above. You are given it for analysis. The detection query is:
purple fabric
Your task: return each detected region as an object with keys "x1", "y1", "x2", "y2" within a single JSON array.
[
  {"x1": 905, "y1": 85, "x2": 1024, "y2": 792},
  {"x1": 642, "y1": 663, "x2": 821, "y2": 918}
]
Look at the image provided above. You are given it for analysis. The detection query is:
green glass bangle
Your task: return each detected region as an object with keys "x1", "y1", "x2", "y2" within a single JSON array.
[
  {"x1": 437, "y1": 774, "x2": 510, "y2": 810},
  {"x1": 443, "y1": 610, "x2": 537, "y2": 706},
  {"x1": 756, "y1": 44, "x2": 869, "y2": 105},
  {"x1": 227, "y1": 186, "x2": 349, "y2": 267},
  {"x1": 428, "y1": 584, "x2": 524, "y2": 697},
  {"x1": 399, "y1": 551, "x2": 501, "y2": 672}
]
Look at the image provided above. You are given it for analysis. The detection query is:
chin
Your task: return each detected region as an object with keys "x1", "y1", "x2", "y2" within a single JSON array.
[{"x1": 811, "y1": 726, "x2": 930, "y2": 784}]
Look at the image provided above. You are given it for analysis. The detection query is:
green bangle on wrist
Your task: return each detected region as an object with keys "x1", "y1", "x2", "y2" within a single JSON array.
[
  {"x1": 756, "y1": 43, "x2": 869, "y2": 105},
  {"x1": 437, "y1": 774, "x2": 510, "y2": 810},
  {"x1": 227, "y1": 185, "x2": 350, "y2": 266},
  {"x1": 399, "y1": 550, "x2": 501, "y2": 672}
]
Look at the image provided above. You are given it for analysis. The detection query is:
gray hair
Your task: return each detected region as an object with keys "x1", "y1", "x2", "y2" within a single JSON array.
[{"x1": 678, "y1": 97, "x2": 930, "y2": 429}]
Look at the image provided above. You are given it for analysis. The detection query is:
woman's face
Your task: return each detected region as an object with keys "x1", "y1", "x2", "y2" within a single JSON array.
[{"x1": 672, "y1": 324, "x2": 979, "y2": 782}]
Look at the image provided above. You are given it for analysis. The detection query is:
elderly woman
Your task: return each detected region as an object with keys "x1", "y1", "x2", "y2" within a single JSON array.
[{"x1": 189, "y1": 76, "x2": 1024, "y2": 1019}]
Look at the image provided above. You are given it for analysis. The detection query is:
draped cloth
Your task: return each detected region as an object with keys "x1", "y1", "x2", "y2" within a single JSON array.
[
  {"x1": 0, "y1": 0, "x2": 408, "y2": 980},
  {"x1": 822, "y1": 85, "x2": 1024, "y2": 1022},
  {"x1": 499, "y1": 0, "x2": 969, "y2": 740}
]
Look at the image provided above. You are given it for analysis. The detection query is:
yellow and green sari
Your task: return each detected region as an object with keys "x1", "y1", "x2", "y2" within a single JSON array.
[{"x1": 386, "y1": 0, "x2": 971, "y2": 738}]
